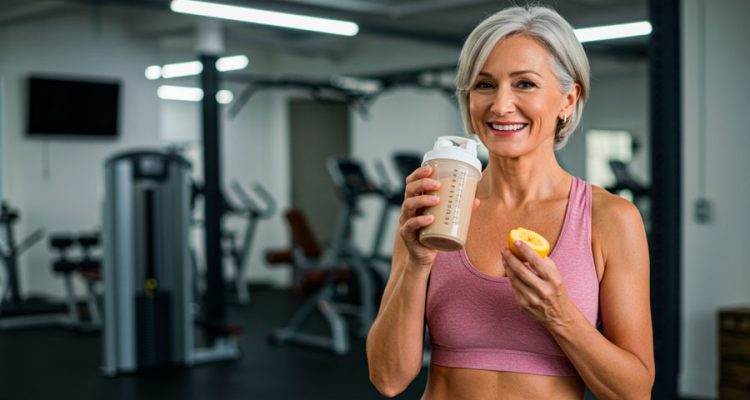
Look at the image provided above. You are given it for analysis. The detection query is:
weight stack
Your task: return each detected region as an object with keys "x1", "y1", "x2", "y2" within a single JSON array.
[{"x1": 102, "y1": 150, "x2": 194, "y2": 375}]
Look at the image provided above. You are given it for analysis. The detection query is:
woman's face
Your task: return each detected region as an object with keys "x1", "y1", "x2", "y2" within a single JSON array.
[{"x1": 469, "y1": 34, "x2": 578, "y2": 158}]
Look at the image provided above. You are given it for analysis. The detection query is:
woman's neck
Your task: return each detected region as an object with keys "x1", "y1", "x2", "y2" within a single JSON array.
[{"x1": 478, "y1": 146, "x2": 570, "y2": 207}]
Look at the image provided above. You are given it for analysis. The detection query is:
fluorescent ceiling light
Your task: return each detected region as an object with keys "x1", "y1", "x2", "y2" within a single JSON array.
[
  {"x1": 161, "y1": 60, "x2": 204, "y2": 79},
  {"x1": 158, "y1": 85, "x2": 203, "y2": 101},
  {"x1": 332, "y1": 76, "x2": 381, "y2": 94},
  {"x1": 157, "y1": 85, "x2": 234, "y2": 104},
  {"x1": 574, "y1": 21, "x2": 652, "y2": 43},
  {"x1": 170, "y1": 0, "x2": 359, "y2": 36},
  {"x1": 216, "y1": 55, "x2": 249, "y2": 72},
  {"x1": 145, "y1": 55, "x2": 249, "y2": 80},
  {"x1": 216, "y1": 89, "x2": 234, "y2": 104},
  {"x1": 144, "y1": 65, "x2": 162, "y2": 80}
]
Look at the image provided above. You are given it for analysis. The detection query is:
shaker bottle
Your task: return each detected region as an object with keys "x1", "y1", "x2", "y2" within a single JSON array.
[{"x1": 419, "y1": 136, "x2": 482, "y2": 251}]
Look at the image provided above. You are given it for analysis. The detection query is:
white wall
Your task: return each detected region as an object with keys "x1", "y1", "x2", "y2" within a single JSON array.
[
  {"x1": 0, "y1": 9, "x2": 163, "y2": 297},
  {"x1": 680, "y1": 0, "x2": 750, "y2": 397}
]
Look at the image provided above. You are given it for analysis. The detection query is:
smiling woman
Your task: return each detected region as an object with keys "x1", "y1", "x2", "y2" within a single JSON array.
[
  {"x1": 366, "y1": 5, "x2": 654, "y2": 400},
  {"x1": 467, "y1": 35, "x2": 581, "y2": 158},
  {"x1": 455, "y1": 10, "x2": 590, "y2": 152}
]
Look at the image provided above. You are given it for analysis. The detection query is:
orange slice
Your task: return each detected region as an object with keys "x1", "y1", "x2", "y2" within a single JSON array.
[{"x1": 508, "y1": 227, "x2": 551, "y2": 258}]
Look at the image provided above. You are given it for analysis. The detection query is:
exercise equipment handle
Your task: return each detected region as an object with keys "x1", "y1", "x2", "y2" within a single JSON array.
[
  {"x1": 16, "y1": 229, "x2": 44, "y2": 255},
  {"x1": 373, "y1": 159, "x2": 394, "y2": 194},
  {"x1": 230, "y1": 181, "x2": 276, "y2": 219}
]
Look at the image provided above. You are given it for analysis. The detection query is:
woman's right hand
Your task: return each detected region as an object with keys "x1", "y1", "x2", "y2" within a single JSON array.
[{"x1": 398, "y1": 166, "x2": 442, "y2": 269}]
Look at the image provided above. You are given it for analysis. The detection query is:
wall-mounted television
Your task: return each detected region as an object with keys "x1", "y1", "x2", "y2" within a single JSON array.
[{"x1": 26, "y1": 75, "x2": 121, "y2": 138}]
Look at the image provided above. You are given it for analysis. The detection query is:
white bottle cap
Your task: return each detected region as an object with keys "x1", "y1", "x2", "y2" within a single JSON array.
[{"x1": 422, "y1": 136, "x2": 482, "y2": 174}]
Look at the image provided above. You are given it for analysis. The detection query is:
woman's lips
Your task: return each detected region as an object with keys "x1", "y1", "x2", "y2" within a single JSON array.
[{"x1": 487, "y1": 122, "x2": 528, "y2": 136}]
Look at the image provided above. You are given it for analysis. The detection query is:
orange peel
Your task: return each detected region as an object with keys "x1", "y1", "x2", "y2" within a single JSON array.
[{"x1": 508, "y1": 227, "x2": 551, "y2": 259}]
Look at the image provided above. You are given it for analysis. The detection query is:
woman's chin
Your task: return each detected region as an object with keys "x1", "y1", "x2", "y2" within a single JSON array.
[{"x1": 486, "y1": 147, "x2": 524, "y2": 160}]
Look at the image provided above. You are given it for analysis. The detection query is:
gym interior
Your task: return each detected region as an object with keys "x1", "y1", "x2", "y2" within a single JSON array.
[{"x1": 0, "y1": 0, "x2": 747, "y2": 399}]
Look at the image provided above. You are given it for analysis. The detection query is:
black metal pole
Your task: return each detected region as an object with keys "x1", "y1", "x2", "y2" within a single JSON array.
[
  {"x1": 649, "y1": 0, "x2": 681, "y2": 398},
  {"x1": 200, "y1": 54, "x2": 225, "y2": 342}
]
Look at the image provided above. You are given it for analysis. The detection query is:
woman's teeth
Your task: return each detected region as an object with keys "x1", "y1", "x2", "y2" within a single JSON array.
[{"x1": 491, "y1": 123, "x2": 525, "y2": 131}]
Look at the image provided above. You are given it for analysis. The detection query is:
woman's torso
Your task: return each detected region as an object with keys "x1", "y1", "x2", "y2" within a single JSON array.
[
  {"x1": 423, "y1": 175, "x2": 600, "y2": 399},
  {"x1": 424, "y1": 367, "x2": 585, "y2": 400}
]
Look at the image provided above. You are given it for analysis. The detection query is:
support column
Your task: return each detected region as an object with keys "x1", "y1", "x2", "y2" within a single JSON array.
[
  {"x1": 649, "y1": 0, "x2": 681, "y2": 397},
  {"x1": 200, "y1": 53, "x2": 224, "y2": 342}
]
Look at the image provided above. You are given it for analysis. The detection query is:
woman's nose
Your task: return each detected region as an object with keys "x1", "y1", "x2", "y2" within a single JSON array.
[{"x1": 490, "y1": 86, "x2": 515, "y2": 115}]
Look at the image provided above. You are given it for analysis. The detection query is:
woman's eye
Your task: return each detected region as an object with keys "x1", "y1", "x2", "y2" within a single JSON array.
[
  {"x1": 474, "y1": 80, "x2": 495, "y2": 90},
  {"x1": 517, "y1": 80, "x2": 537, "y2": 89}
]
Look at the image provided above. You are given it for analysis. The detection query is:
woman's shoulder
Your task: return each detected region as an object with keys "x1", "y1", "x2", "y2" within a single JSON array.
[
  {"x1": 586, "y1": 184, "x2": 647, "y2": 278},
  {"x1": 589, "y1": 184, "x2": 646, "y2": 252},
  {"x1": 589, "y1": 184, "x2": 643, "y2": 225}
]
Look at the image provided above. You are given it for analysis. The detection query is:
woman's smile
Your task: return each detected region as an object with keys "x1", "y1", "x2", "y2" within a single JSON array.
[
  {"x1": 469, "y1": 34, "x2": 571, "y2": 155},
  {"x1": 487, "y1": 121, "x2": 529, "y2": 137}
]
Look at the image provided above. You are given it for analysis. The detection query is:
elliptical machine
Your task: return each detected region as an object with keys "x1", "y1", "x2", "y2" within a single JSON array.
[
  {"x1": 191, "y1": 180, "x2": 275, "y2": 305},
  {"x1": 369, "y1": 152, "x2": 424, "y2": 266},
  {"x1": 267, "y1": 156, "x2": 397, "y2": 355}
]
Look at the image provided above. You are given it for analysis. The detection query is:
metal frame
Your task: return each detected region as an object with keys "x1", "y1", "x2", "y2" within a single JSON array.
[
  {"x1": 200, "y1": 54, "x2": 227, "y2": 345},
  {"x1": 648, "y1": 0, "x2": 681, "y2": 397}
]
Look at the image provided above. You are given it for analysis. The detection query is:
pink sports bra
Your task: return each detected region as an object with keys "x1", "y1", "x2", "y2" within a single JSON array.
[{"x1": 425, "y1": 176, "x2": 599, "y2": 376}]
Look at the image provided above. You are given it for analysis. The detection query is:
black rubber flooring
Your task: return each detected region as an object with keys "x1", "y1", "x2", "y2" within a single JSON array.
[{"x1": 0, "y1": 287, "x2": 428, "y2": 400}]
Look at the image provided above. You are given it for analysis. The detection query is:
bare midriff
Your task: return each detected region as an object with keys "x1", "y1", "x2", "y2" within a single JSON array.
[{"x1": 422, "y1": 364, "x2": 585, "y2": 400}]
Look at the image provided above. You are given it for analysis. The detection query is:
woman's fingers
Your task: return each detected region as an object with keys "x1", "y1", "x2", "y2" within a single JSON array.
[
  {"x1": 404, "y1": 165, "x2": 439, "y2": 197},
  {"x1": 512, "y1": 241, "x2": 553, "y2": 281},
  {"x1": 400, "y1": 166, "x2": 440, "y2": 225},
  {"x1": 398, "y1": 167, "x2": 441, "y2": 264},
  {"x1": 405, "y1": 177, "x2": 440, "y2": 199},
  {"x1": 502, "y1": 248, "x2": 542, "y2": 287},
  {"x1": 405, "y1": 165, "x2": 432, "y2": 185},
  {"x1": 399, "y1": 194, "x2": 439, "y2": 224},
  {"x1": 505, "y1": 262, "x2": 540, "y2": 306},
  {"x1": 400, "y1": 214, "x2": 435, "y2": 239}
]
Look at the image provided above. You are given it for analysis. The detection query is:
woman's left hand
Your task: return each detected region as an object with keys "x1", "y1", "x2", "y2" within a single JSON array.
[{"x1": 501, "y1": 241, "x2": 573, "y2": 329}]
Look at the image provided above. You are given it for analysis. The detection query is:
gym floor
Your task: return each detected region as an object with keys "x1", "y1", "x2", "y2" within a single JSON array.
[{"x1": 0, "y1": 286, "x2": 427, "y2": 400}]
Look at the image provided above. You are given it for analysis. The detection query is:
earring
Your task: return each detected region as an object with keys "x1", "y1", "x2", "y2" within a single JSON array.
[{"x1": 561, "y1": 114, "x2": 568, "y2": 124}]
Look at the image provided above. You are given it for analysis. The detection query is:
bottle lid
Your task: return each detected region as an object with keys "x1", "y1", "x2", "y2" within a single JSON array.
[{"x1": 422, "y1": 136, "x2": 482, "y2": 174}]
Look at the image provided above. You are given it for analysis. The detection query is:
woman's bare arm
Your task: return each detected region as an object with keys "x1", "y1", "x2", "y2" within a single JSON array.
[
  {"x1": 502, "y1": 190, "x2": 654, "y2": 399},
  {"x1": 366, "y1": 166, "x2": 442, "y2": 397}
]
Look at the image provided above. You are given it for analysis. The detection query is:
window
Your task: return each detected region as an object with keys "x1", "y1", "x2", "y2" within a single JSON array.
[{"x1": 586, "y1": 129, "x2": 633, "y2": 198}]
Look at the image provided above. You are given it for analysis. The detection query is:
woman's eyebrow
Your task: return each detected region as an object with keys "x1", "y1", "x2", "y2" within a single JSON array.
[
  {"x1": 476, "y1": 70, "x2": 543, "y2": 79},
  {"x1": 510, "y1": 69, "x2": 543, "y2": 78}
]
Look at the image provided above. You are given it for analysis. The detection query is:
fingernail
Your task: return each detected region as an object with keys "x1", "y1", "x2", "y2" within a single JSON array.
[
  {"x1": 515, "y1": 240, "x2": 523, "y2": 248},
  {"x1": 430, "y1": 195, "x2": 439, "y2": 202}
]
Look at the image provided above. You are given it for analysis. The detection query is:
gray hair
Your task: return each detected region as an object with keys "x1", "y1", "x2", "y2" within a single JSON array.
[{"x1": 455, "y1": 6, "x2": 590, "y2": 150}]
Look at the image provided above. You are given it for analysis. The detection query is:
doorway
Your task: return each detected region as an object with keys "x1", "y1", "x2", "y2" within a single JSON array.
[{"x1": 288, "y1": 99, "x2": 350, "y2": 243}]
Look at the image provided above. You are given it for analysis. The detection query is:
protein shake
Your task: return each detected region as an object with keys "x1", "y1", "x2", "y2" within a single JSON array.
[{"x1": 419, "y1": 136, "x2": 482, "y2": 251}]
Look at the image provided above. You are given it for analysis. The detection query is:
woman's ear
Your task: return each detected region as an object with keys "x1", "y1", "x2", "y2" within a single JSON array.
[{"x1": 561, "y1": 82, "x2": 581, "y2": 117}]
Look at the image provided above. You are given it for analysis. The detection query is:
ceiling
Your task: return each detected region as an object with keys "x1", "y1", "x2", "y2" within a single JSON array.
[{"x1": 0, "y1": 0, "x2": 649, "y2": 68}]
